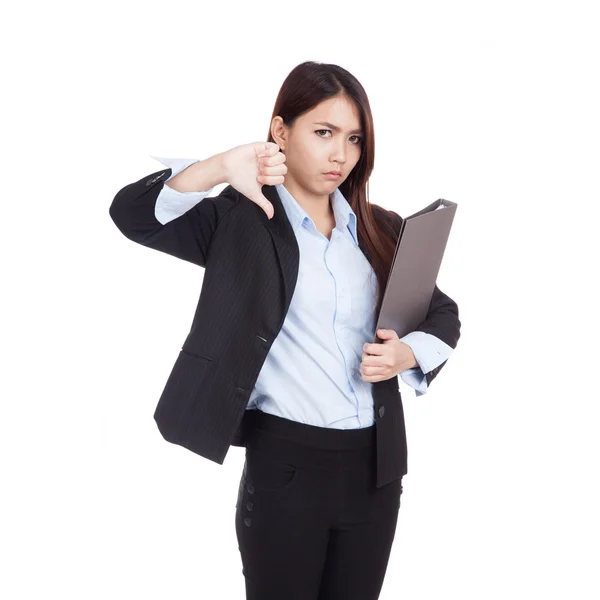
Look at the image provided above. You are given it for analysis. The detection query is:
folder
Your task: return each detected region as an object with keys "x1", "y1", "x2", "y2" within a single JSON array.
[{"x1": 373, "y1": 198, "x2": 458, "y2": 343}]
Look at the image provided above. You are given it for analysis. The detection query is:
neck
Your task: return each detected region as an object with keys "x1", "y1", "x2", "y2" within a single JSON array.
[{"x1": 283, "y1": 178, "x2": 334, "y2": 223}]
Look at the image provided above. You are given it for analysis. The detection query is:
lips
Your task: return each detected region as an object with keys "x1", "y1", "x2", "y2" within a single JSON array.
[{"x1": 325, "y1": 171, "x2": 341, "y2": 176}]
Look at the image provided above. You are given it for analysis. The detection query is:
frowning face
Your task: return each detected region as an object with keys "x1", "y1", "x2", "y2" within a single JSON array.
[{"x1": 271, "y1": 94, "x2": 363, "y2": 201}]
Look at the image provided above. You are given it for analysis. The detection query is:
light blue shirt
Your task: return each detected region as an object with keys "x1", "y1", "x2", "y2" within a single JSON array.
[{"x1": 150, "y1": 156, "x2": 453, "y2": 428}]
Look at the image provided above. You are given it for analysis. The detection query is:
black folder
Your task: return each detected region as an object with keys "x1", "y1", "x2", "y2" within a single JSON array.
[{"x1": 373, "y1": 198, "x2": 458, "y2": 343}]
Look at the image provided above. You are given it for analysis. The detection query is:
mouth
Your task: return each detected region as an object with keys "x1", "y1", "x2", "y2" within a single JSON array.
[{"x1": 324, "y1": 171, "x2": 342, "y2": 177}]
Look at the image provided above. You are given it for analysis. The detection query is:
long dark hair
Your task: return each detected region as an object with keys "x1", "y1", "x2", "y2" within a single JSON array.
[{"x1": 266, "y1": 60, "x2": 401, "y2": 317}]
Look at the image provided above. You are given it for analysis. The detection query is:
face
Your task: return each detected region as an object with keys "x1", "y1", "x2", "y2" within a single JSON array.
[{"x1": 271, "y1": 95, "x2": 363, "y2": 203}]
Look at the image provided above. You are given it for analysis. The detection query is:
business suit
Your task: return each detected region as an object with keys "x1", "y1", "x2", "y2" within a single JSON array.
[
  {"x1": 109, "y1": 166, "x2": 461, "y2": 490},
  {"x1": 110, "y1": 164, "x2": 461, "y2": 598}
]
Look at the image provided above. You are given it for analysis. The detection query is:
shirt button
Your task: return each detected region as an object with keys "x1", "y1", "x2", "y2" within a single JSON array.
[
  {"x1": 378, "y1": 405, "x2": 385, "y2": 418},
  {"x1": 247, "y1": 483, "x2": 255, "y2": 494},
  {"x1": 244, "y1": 517, "x2": 252, "y2": 527},
  {"x1": 246, "y1": 501, "x2": 253, "y2": 511}
]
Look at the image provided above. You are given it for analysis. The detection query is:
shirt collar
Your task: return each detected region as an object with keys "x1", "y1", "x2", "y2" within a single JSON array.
[{"x1": 274, "y1": 184, "x2": 358, "y2": 245}]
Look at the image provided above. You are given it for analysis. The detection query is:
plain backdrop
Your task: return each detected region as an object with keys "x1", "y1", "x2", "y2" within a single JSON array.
[{"x1": 2, "y1": 0, "x2": 599, "y2": 598}]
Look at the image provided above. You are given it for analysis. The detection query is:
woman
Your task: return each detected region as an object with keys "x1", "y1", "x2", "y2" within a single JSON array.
[{"x1": 109, "y1": 60, "x2": 461, "y2": 600}]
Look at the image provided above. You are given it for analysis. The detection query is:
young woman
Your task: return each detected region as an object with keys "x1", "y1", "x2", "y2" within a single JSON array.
[{"x1": 110, "y1": 60, "x2": 461, "y2": 600}]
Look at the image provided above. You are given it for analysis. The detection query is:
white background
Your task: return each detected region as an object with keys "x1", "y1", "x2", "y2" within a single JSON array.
[{"x1": 2, "y1": 0, "x2": 599, "y2": 598}]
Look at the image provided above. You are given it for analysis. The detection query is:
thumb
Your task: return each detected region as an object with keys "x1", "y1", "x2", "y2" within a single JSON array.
[
  {"x1": 377, "y1": 328, "x2": 394, "y2": 338},
  {"x1": 378, "y1": 328, "x2": 398, "y2": 340},
  {"x1": 247, "y1": 190, "x2": 274, "y2": 220}
]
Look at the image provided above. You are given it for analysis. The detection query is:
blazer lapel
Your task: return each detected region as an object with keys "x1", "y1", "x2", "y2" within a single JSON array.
[{"x1": 261, "y1": 184, "x2": 300, "y2": 314}]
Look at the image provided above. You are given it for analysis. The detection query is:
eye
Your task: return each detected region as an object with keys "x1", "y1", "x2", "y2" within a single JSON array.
[{"x1": 315, "y1": 129, "x2": 362, "y2": 145}]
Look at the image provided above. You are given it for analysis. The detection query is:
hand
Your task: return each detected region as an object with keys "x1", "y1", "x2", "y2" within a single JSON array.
[
  {"x1": 360, "y1": 328, "x2": 418, "y2": 383},
  {"x1": 220, "y1": 141, "x2": 288, "y2": 220}
]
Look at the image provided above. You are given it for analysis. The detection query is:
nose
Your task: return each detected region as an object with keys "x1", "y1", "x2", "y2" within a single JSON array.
[
  {"x1": 334, "y1": 144, "x2": 351, "y2": 165},
  {"x1": 331, "y1": 152, "x2": 346, "y2": 169}
]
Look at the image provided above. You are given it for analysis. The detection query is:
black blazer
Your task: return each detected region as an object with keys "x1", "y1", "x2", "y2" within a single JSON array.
[{"x1": 109, "y1": 167, "x2": 461, "y2": 488}]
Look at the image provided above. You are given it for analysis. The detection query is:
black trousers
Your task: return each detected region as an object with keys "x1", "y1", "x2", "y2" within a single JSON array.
[{"x1": 235, "y1": 409, "x2": 403, "y2": 600}]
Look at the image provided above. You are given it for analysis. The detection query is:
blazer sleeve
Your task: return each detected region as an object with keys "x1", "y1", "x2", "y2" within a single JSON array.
[
  {"x1": 414, "y1": 283, "x2": 461, "y2": 387},
  {"x1": 108, "y1": 167, "x2": 240, "y2": 268}
]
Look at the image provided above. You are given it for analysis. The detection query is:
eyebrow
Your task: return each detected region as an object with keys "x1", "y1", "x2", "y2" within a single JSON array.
[{"x1": 313, "y1": 121, "x2": 363, "y2": 135}]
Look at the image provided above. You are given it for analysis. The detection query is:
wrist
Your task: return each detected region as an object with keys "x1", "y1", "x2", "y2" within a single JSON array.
[{"x1": 193, "y1": 152, "x2": 229, "y2": 190}]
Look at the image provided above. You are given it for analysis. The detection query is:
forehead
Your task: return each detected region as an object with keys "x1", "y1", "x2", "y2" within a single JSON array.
[{"x1": 299, "y1": 96, "x2": 362, "y2": 130}]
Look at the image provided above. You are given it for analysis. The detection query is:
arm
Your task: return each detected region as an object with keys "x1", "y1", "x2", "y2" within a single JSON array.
[
  {"x1": 109, "y1": 154, "x2": 239, "y2": 268},
  {"x1": 151, "y1": 155, "x2": 213, "y2": 224},
  {"x1": 412, "y1": 284, "x2": 461, "y2": 388}
]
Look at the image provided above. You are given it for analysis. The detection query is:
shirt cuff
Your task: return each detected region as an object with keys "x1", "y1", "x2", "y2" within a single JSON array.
[
  {"x1": 400, "y1": 367, "x2": 428, "y2": 396},
  {"x1": 399, "y1": 330, "x2": 453, "y2": 374},
  {"x1": 149, "y1": 155, "x2": 216, "y2": 225}
]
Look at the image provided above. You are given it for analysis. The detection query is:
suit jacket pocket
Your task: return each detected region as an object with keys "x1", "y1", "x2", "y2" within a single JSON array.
[{"x1": 154, "y1": 350, "x2": 215, "y2": 435}]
